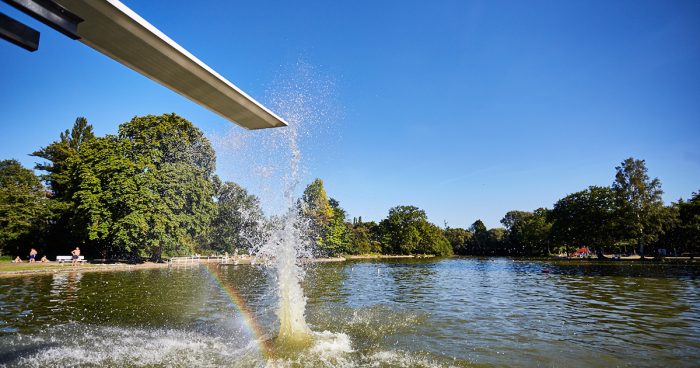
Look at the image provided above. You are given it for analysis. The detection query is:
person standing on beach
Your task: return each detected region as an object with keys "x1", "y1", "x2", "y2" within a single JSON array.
[
  {"x1": 71, "y1": 247, "x2": 81, "y2": 266},
  {"x1": 29, "y1": 248, "x2": 37, "y2": 263}
]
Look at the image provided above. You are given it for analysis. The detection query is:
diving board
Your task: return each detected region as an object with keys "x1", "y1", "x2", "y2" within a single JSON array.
[{"x1": 50, "y1": 0, "x2": 287, "y2": 130}]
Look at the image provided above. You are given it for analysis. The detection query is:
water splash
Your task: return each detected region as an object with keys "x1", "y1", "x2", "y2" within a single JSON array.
[{"x1": 211, "y1": 62, "x2": 337, "y2": 345}]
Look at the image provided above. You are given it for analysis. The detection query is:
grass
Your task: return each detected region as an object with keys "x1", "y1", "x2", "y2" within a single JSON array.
[{"x1": 0, "y1": 261, "x2": 84, "y2": 273}]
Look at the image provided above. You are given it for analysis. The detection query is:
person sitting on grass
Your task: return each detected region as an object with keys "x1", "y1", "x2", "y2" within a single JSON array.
[
  {"x1": 71, "y1": 247, "x2": 81, "y2": 266},
  {"x1": 40, "y1": 255, "x2": 48, "y2": 263},
  {"x1": 13, "y1": 256, "x2": 22, "y2": 263}
]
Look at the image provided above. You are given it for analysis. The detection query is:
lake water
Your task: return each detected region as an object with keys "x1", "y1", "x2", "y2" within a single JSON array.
[{"x1": 1, "y1": 258, "x2": 699, "y2": 367}]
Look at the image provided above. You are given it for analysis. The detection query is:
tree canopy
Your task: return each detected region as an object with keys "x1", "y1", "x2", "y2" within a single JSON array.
[
  {"x1": 3, "y1": 115, "x2": 695, "y2": 261},
  {"x1": 0, "y1": 160, "x2": 49, "y2": 256}
]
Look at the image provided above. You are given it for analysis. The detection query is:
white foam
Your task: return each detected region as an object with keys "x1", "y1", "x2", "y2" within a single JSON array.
[
  {"x1": 310, "y1": 331, "x2": 354, "y2": 355},
  {"x1": 3, "y1": 325, "x2": 260, "y2": 368}
]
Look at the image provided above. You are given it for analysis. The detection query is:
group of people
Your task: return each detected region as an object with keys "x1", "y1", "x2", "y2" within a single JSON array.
[
  {"x1": 11, "y1": 247, "x2": 82, "y2": 266},
  {"x1": 12, "y1": 248, "x2": 47, "y2": 263}
]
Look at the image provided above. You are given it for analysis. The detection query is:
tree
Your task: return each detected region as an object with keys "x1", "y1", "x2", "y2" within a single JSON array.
[
  {"x1": 613, "y1": 158, "x2": 664, "y2": 257},
  {"x1": 318, "y1": 198, "x2": 351, "y2": 256},
  {"x1": 486, "y1": 227, "x2": 507, "y2": 255},
  {"x1": 416, "y1": 221, "x2": 453, "y2": 256},
  {"x1": 348, "y1": 221, "x2": 381, "y2": 254},
  {"x1": 444, "y1": 227, "x2": 472, "y2": 255},
  {"x1": 378, "y1": 205, "x2": 452, "y2": 256},
  {"x1": 466, "y1": 219, "x2": 489, "y2": 255},
  {"x1": 300, "y1": 178, "x2": 333, "y2": 227},
  {"x1": 659, "y1": 191, "x2": 700, "y2": 256},
  {"x1": 72, "y1": 114, "x2": 217, "y2": 260},
  {"x1": 379, "y1": 206, "x2": 427, "y2": 254},
  {"x1": 549, "y1": 186, "x2": 618, "y2": 253},
  {"x1": 501, "y1": 208, "x2": 551, "y2": 256},
  {"x1": 0, "y1": 160, "x2": 50, "y2": 256},
  {"x1": 32, "y1": 117, "x2": 95, "y2": 199},
  {"x1": 207, "y1": 180, "x2": 264, "y2": 254},
  {"x1": 31, "y1": 117, "x2": 96, "y2": 253},
  {"x1": 299, "y1": 179, "x2": 351, "y2": 255},
  {"x1": 0, "y1": 161, "x2": 48, "y2": 254}
]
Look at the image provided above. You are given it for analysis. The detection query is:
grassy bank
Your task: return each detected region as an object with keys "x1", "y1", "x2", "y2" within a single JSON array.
[{"x1": 0, "y1": 261, "x2": 168, "y2": 277}]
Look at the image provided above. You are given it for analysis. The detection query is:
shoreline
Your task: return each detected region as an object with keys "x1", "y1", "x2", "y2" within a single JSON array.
[
  {"x1": 0, "y1": 262, "x2": 169, "y2": 278},
  {"x1": 3, "y1": 253, "x2": 695, "y2": 277},
  {"x1": 0, "y1": 253, "x2": 436, "y2": 276}
]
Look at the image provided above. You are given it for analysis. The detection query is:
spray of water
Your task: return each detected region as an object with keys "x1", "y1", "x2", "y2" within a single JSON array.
[{"x1": 210, "y1": 62, "x2": 338, "y2": 345}]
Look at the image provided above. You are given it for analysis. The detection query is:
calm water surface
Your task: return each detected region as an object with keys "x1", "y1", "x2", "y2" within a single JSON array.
[{"x1": 1, "y1": 258, "x2": 699, "y2": 367}]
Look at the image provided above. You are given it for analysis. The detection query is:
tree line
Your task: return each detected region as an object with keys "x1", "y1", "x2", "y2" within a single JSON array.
[{"x1": 1, "y1": 114, "x2": 698, "y2": 260}]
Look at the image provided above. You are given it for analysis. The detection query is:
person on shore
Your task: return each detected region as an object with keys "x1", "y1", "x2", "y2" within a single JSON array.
[
  {"x1": 29, "y1": 248, "x2": 38, "y2": 263},
  {"x1": 40, "y1": 255, "x2": 48, "y2": 263},
  {"x1": 13, "y1": 256, "x2": 22, "y2": 263},
  {"x1": 71, "y1": 247, "x2": 81, "y2": 266}
]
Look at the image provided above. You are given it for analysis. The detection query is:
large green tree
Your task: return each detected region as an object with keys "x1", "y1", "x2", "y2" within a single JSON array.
[
  {"x1": 299, "y1": 179, "x2": 351, "y2": 255},
  {"x1": 379, "y1": 205, "x2": 426, "y2": 254},
  {"x1": 31, "y1": 117, "x2": 95, "y2": 252},
  {"x1": 72, "y1": 114, "x2": 217, "y2": 260},
  {"x1": 612, "y1": 158, "x2": 664, "y2": 257},
  {"x1": 465, "y1": 219, "x2": 489, "y2": 255},
  {"x1": 300, "y1": 178, "x2": 333, "y2": 227},
  {"x1": 0, "y1": 160, "x2": 50, "y2": 256},
  {"x1": 549, "y1": 186, "x2": 618, "y2": 253},
  {"x1": 444, "y1": 227, "x2": 472, "y2": 255},
  {"x1": 501, "y1": 208, "x2": 551, "y2": 256},
  {"x1": 378, "y1": 205, "x2": 452, "y2": 255}
]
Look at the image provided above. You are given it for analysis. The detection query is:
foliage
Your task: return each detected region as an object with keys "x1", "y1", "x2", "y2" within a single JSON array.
[
  {"x1": 32, "y1": 117, "x2": 95, "y2": 200},
  {"x1": 464, "y1": 220, "x2": 489, "y2": 255},
  {"x1": 549, "y1": 186, "x2": 618, "y2": 252},
  {"x1": 319, "y1": 198, "x2": 352, "y2": 255},
  {"x1": 501, "y1": 208, "x2": 551, "y2": 256},
  {"x1": 205, "y1": 179, "x2": 264, "y2": 254},
  {"x1": 657, "y1": 191, "x2": 700, "y2": 255},
  {"x1": 378, "y1": 205, "x2": 452, "y2": 256},
  {"x1": 44, "y1": 114, "x2": 216, "y2": 260},
  {"x1": 31, "y1": 117, "x2": 95, "y2": 253},
  {"x1": 299, "y1": 179, "x2": 351, "y2": 256},
  {"x1": 674, "y1": 191, "x2": 700, "y2": 254},
  {"x1": 0, "y1": 160, "x2": 49, "y2": 256},
  {"x1": 444, "y1": 227, "x2": 472, "y2": 255},
  {"x1": 300, "y1": 178, "x2": 333, "y2": 227},
  {"x1": 8, "y1": 123, "x2": 697, "y2": 261},
  {"x1": 348, "y1": 221, "x2": 382, "y2": 254},
  {"x1": 613, "y1": 158, "x2": 665, "y2": 254}
]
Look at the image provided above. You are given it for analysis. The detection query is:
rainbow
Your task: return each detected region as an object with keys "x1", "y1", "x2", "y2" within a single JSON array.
[{"x1": 202, "y1": 264, "x2": 272, "y2": 358}]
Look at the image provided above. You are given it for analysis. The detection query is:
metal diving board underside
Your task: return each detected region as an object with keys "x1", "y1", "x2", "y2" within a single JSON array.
[{"x1": 54, "y1": 0, "x2": 287, "y2": 130}]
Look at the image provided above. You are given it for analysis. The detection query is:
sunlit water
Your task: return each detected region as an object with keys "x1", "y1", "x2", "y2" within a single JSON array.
[{"x1": 1, "y1": 258, "x2": 699, "y2": 367}]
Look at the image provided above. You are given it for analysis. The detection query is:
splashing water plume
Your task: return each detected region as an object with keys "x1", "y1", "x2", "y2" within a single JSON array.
[{"x1": 211, "y1": 63, "x2": 338, "y2": 348}]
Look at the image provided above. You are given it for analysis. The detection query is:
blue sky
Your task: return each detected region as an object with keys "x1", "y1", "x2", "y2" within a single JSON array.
[{"x1": 1, "y1": 0, "x2": 699, "y2": 228}]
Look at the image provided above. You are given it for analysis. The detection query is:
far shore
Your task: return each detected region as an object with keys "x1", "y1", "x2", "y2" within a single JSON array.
[
  {"x1": 1, "y1": 253, "x2": 441, "y2": 276},
  {"x1": 3, "y1": 253, "x2": 695, "y2": 277}
]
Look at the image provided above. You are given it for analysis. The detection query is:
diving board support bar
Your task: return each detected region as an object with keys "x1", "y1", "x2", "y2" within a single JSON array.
[
  {"x1": 2, "y1": 0, "x2": 82, "y2": 39},
  {"x1": 0, "y1": 12, "x2": 40, "y2": 51}
]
